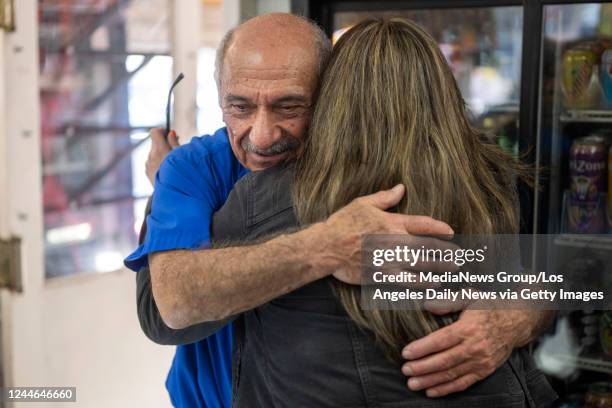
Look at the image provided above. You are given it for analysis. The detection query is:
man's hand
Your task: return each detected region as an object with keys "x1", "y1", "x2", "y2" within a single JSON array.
[
  {"x1": 146, "y1": 127, "x2": 179, "y2": 185},
  {"x1": 400, "y1": 309, "x2": 553, "y2": 398},
  {"x1": 320, "y1": 185, "x2": 455, "y2": 285}
]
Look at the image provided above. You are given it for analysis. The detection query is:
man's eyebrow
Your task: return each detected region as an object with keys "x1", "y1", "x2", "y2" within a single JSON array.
[
  {"x1": 271, "y1": 95, "x2": 309, "y2": 105},
  {"x1": 224, "y1": 94, "x2": 253, "y2": 103}
]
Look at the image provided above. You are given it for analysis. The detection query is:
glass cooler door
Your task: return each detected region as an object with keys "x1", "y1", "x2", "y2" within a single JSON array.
[
  {"x1": 535, "y1": 3, "x2": 612, "y2": 237},
  {"x1": 533, "y1": 4, "x2": 612, "y2": 406}
]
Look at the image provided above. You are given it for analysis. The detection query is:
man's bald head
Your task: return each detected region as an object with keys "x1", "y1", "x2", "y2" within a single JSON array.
[{"x1": 215, "y1": 13, "x2": 331, "y2": 90}]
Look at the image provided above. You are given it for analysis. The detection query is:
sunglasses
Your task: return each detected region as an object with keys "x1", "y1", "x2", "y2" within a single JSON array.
[{"x1": 165, "y1": 72, "x2": 185, "y2": 136}]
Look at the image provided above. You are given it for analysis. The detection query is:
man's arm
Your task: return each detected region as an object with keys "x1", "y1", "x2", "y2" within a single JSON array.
[
  {"x1": 136, "y1": 128, "x2": 233, "y2": 344},
  {"x1": 401, "y1": 309, "x2": 555, "y2": 398},
  {"x1": 136, "y1": 265, "x2": 230, "y2": 345},
  {"x1": 151, "y1": 185, "x2": 454, "y2": 329}
]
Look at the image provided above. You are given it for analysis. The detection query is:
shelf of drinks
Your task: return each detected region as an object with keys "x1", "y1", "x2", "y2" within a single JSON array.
[
  {"x1": 560, "y1": 109, "x2": 612, "y2": 123},
  {"x1": 554, "y1": 235, "x2": 612, "y2": 251},
  {"x1": 543, "y1": 352, "x2": 612, "y2": 375}
]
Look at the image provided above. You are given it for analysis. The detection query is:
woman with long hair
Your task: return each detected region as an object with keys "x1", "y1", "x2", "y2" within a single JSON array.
[
  {"x1": 211, "y1": 18, "x2": 555, "y2": 407},
  {"x1": 292, "y1": 18, "x2": 526, "y2": 362}
]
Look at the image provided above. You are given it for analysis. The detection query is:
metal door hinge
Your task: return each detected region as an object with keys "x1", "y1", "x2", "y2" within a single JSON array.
[
  {"x1": 0, "y1": 237, "x2": 21, "y2": 292},
  {"x1": 0, "y1": 0, "x2": 16, "y2": 32}
]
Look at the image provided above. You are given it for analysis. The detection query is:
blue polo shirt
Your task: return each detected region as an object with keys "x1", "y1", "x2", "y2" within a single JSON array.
[{"x1": 125, "y1": 128, "x2": 247, "y2": 408}]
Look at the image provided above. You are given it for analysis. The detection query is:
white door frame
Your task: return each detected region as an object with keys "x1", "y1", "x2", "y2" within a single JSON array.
[
  {"x1": 0, "y1": 21, "x2": 8, "y2": 241},
  {"x1": 0, "y1": 15, "x2": 9, "y2": 397},
  {"x1": 0, "y1": 0, "x2": 45, "y2": 387}
]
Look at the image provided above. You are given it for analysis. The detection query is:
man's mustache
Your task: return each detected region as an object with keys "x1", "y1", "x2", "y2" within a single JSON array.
[{"x1": 241, "y1": 136, "x2": 301, "y2": 157}]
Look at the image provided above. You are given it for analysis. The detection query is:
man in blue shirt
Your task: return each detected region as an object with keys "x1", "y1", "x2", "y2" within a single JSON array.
[
  {"x1": 127, "y1": 12, "x2": 554, "y2": 408},
  {"x1": 128, "y1": 128, "x2": 246, "y2": 407},
  {"x1": 126, "y1": 14, "x2": 348, "y2": 407}
]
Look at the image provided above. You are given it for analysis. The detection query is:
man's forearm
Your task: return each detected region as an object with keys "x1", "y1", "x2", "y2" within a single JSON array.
[
  {"x1": 150, "y1": 223, "x2": 332, "y2": 329},
  {"x1": 136, "y1": 265, "x2": 231, "y2": 345},
  {"x1": 513, "y1": 309, "x2": 555, "y2": 347},
  {"x1": 149, "y1": 184, "x2": 447, "y2": 330}
]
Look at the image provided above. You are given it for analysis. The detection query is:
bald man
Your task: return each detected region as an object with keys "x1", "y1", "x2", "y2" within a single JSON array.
[{"x1": 126, "y1": 13, "x2": 553, "y2": 408}]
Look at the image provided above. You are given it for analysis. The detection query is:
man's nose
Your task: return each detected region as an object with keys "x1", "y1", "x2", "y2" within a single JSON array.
[{"x1": 249, "y1": 109, "x2": 280, "y2": 149}]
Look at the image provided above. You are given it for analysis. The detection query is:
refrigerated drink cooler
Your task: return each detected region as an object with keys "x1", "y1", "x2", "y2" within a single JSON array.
[
  {"x1": 534, "y1": 4, "x2": 612, "y2": 406},
  {"x1": 294, "y1": 0, "x2": 612, "y2": 405}
]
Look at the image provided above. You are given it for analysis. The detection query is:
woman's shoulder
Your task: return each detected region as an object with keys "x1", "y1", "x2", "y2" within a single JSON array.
[
  {"x1": 239, "y1": 163, "x2": 296, "y2": 233},
  {"x1": 240, "y1": 163, "x2": 294, "y2": 190},
  {"x1": 212, "y1": 164, "x2": 297, "y2": 244}
]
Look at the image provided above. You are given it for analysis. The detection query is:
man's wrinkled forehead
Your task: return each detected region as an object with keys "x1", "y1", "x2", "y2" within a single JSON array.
[
  {"x1": 225, "y1": 68, "x2": 308, "y2": 96},
  {"x1": 224, "y1": 44, "x2": 317, "y2": 80}
]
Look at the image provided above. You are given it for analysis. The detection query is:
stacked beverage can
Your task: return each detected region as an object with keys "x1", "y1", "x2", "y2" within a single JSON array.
[
  {"x1": 563, "y1": 46, "x2": 598, "y2": 109},
  {"x1": 568, "y1": 135, "x2": 607, "y2": 233}
]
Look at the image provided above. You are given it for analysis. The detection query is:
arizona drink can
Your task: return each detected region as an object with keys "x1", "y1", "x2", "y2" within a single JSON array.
[
  {"x1": 568, "y1": 136, "x2": 607, "y2": 233},
  {"x1": 563, "y1": 46, "x2": 597, "y2": 109}
]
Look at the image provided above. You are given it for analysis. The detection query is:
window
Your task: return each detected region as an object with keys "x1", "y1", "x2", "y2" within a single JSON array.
[{"x1": 39, "y1": 0, "x2": 172, "y2": 277}]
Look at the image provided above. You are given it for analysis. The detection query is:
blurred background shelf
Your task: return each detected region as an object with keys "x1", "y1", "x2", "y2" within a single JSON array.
[
  {"x1": 554, "y1": 234, "x2": 612, "y2": 251},
  {"x1": 545, "y1": 353, "x2": 612, "y2": 375},
  {"x1": 560, "y1": 109, "x2": 612, "y2": 123}
]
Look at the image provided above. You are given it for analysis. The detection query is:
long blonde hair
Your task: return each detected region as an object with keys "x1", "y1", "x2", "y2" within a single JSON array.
[{"x1": 293, "y1": 18, "x2": 528, "y2": 362}]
